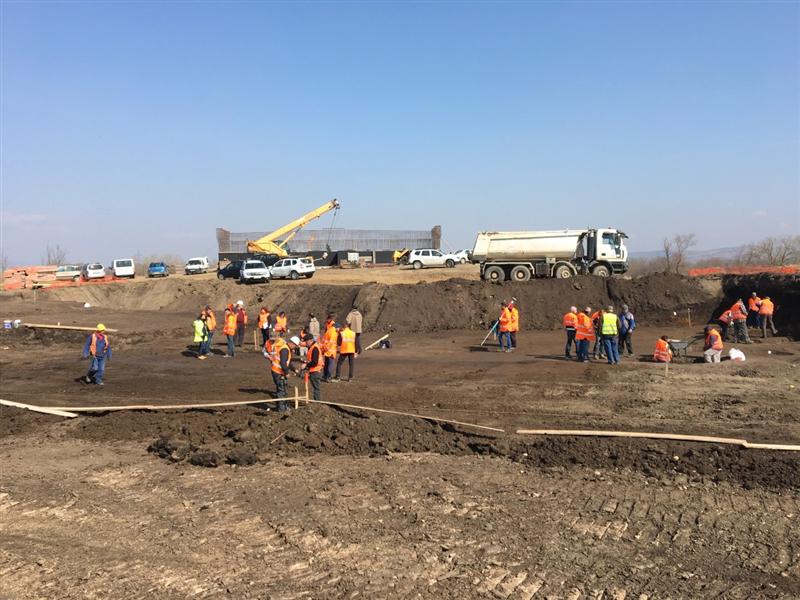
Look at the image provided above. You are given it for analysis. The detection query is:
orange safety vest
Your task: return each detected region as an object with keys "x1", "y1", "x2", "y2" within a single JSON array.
[
  {"x1": 575, "y1": 313, "x2": 596, "y2": 342},
  {"x1": 729, "y1": 301, "x2": 747, "y2": 321},
  {"x1": 306, "y1": 342, "x2": 324, "y2": 373},
  {"x1": 89, "y1": 333, "x2": 110, "y2": 356},
  {"x1": 562, "y1": 312, "x2": 578, "y2": 328},
  {"x1": 509, "y1": 307, "x2": 519, "y2": 333},
  {"x1": 717, "y1": 311, "x2": 732, "y2": 325},
  {"x1": 590, "y1": 311, "x2": 602, "y2": 329},
  {"x1": 223, "y1": 311, "x2": 237, "y2": 335},
  {"x1": 258, "y1": 310, "x2": 269, "y2": 329},
  {"x1": 339, "y1": 327, "x2": 356, "y2": 354},
  {"x1": 275, "y1": 315, "x2": 288, "y2": 332},
  {"x1": 498, "y1": 308, "x2": 513, "y2": 333},
  {"x1": 323, "y1": 326, "x2": 338, "y2": 358},
  {"x1": 706, "y1": 329, "x2": 723, "y2": 351},
  {"x1": 270, "y1": 338, "x2": 290, "y2": 375},
  {"x1": 206, "y1": 309, "x2": 216, "y2": 331},
  {"x1": 653, "y1": 339, "x2": 672, "y2": 363},
  {"x1": 748, "y1": 296, "x2": 761, "y2": 312},
  {"x1": 759, "y1": 299, "x2": 774, "y2": 315}
]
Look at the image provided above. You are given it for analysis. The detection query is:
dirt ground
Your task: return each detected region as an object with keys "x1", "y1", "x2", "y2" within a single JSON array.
[{"x1": 1, "y1": 274, "x2": 799, "y2": 599}]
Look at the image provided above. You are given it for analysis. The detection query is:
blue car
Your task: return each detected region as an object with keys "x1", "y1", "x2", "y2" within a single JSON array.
[{"x1": 147, "y1": 262, "x2": 169, "y2": 278}]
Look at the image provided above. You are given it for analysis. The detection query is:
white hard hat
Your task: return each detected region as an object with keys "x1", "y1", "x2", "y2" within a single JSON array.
[
  {"x1": 289, "y1": 336, "x2": 301, "y2": 345},
  {"x1": 236, "y1": 300, "x2": 244, "y2": 306}
]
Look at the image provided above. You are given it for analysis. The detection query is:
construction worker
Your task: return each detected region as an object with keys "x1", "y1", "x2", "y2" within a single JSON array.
[
  {"x1": 307, "y1": 313, "x2": 321, "y2": 340},
  {"x1": 759, "y1": 296, "x2": 778, "y2": 338},
  {"x1": 322, "y1": 320, "x2": 338, "y2": 382},
  {"x1": 497, "y1": 301, "x2": 513, "y2": 353},
  {"x1": 333, "y1": 322, "x2": 357, "y2": 382},
  {"x1": 509, "y1": 298, "x2": 520, "y2": 350},
  {"x1": 703, "y1": 325, "x2": 723, "y2": 363},
  {"x1": 203, "y1": 305, "x2": 216, "y2": 356},
  {"x1": 234, "y1": 300, "x2": 248, "y2": 347},
  {"x1": 591, "y1": 309, "x2": 605, "y2": 359},
  {"x1": 618, "y1": 304, "x2": 636, "y2": 357},
  {"x1": 346, "y1": 305, "x2": 363, "y2": 354},
  {"x1": 192, "y1": 312, "x2": 209, "y2": 359},
  {"x1": 747, "y1": 292, "x2": 762, "y2": 329},
  {"x1": 223, "y1": 304, "x2": 237, "y2": 357},
  {"x1": 301, "y1": 333, "x2": 324, "y2": 400},
  {"x1": 653, "y1": 336, "x2": 673, "y2": 363},
  {"x1": 600, "y1": 305, "x2": 621, "y2": 365},
  {"x1": 575, "y1": 307, "x2": 595, "y2": 363},
  {"x1": 563, "y1": 306, "x2": 578, "y2": 359},
  {"x1": 82, "y1": 323, "x2": 112, "y2": 385},
  {"x1": 715, "y1": 308, "x2": 733, "y2": 342},
  {"x1": 729, "y1": 299, "x2": 752, "y2": 344},
  {"x1": 257, "y1": 307, "x2": 271, "y2": 347},
  {"x1": 274, "y1": 311, "x2": 288, "y2": 335},
  {"x1": 264, "y1": 333, "x2": 299, "y2": 411}
]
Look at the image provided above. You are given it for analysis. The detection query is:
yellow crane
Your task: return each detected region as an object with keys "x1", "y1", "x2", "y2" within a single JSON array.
[{"x1": 246, "y1": 199, "x2": 340, "y2": 256}]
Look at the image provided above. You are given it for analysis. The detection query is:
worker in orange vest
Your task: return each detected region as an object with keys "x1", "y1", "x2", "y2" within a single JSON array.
[
  {"x1": 703, "y1": 325, "x2": 723, "y2": 363},
  {"x1": 591, "y1": 309, "x2": 605, "y2": 359},
  {"x1": 497, "y1": 301, "x2": 513, "y2": 353},
  {"x1": 574, "y1": 307, "x2": 596, "y2": 363},
  {"x1": 223, "y1": 304, "x2": 237, "y2": 357},
  {"x1": 257, "y1": 307, "x2": 272, "y2": 347},
  {"x1": 234, "y1": 300, "x2": 248, "y2": 347},
  {"x1": 333, "y1": 323, "x2": 357, "y2": 382},
  {"x1": 82, "y1": 323, "x2": 112, "y2": 385},
  {"x1": 562, "y1": 306, "x2": 578, "y2": 359},
  {"x1": 202, "y1": 305, "x2": 216, "y2": 357},
  {"x1": 322, "y1": 320, "x2": 338, "y2": 382},
  {"x1": 715, "y1": 309, "x2": 733, "y2": 342},
  {"x1": 509, "y1": 299, "x2": 520, "y2": 350},
  {"x1": 300, "y1": 333, "x2": 324, "y2": 400},
  {"x1": 759, "y1": 296, "x2": 777, "y2": 338},
  {"x1": 747, "y1": 292, "x2": 762, "y2": 329},
  {"x1": 274, "y1": 311, "x2": 288, "y2": 335},
  {"x1": 729, "y1": 299, "x2": 751, "y2": 344},
  {"x1": 653, "y1": 336, "x2": 673, "y2": 363},
  {"x1": 264, "y1": 333, "x2": 299, "y2": 411}
]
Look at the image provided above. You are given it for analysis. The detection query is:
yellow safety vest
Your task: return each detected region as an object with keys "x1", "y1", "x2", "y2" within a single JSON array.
[{"x1": 601, "y1": 313, "x2": 618, "y2": 336}]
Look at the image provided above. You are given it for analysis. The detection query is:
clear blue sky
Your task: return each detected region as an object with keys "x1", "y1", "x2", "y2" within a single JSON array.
[{"x1": 2, "y1": 1, "x2": 798, "y2": 265}]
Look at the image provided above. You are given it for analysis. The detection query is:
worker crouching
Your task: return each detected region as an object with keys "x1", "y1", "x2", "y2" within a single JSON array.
[
  {"x1": 83, "y1": 323, "x2": 112, "y2": 385},
  {"x1": 653, "y1": 336, "x2": 673, "y2": 363},
  {"x1": 703, "y1": 326, "x2": 723, "y2": 363}
]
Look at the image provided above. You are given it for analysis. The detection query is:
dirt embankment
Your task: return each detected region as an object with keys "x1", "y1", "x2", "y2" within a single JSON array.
[
  {"x1": 714, "y1": 274, "x2": 800, "y2": 338},
  {"x1": 35, "y1": 274, "x2": 723, "y2": 334}
]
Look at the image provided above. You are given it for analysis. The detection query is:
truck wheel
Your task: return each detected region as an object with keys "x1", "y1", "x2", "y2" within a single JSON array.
[
  {"x1": 510, "y1": 266, "x2": 531, "y2": 282},
  {"x1": 445, "y1": 259, "x2": 455, "y2": 268},
  {"x1": 413, "y1": 261, "x2": 423, "y2": 270},
  {"x1": 484, "y1": 266, "x2": 505, "y2": 283},
  {"x1": 591, "y1": 265, "x2": 611, "y2": 277},
  {"x1": 460, "y1": 258, "x2": 467, "y2": 264},
  {"x1": 554, "y1": 264, "x2": 573, "y2": 279},
  {"x1": 290, "y1": 271, "x2": 300, "y2": 280}
]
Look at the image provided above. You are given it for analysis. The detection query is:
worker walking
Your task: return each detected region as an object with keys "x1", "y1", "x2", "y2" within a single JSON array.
[
  {"x1": 223, "y1": 304, "x2": 237, "y2": 358},
  {"x1": 703, "y1": 325, "x2": 723, "y2": 363},
  {"x1": 333, "y1": 322, "x2": 357, "y2": 382},
  {"x1": 509, "y1": 299, "x2": 520, "y2": 350},
  {"x1": 234, "y1": 300, "x2": 248, "y2": 347},
  {"x1": 600, "y1": 306, "x2": 621, "y2": 365},
  {"x1": 729, "y1": 299, "x2": 752, "y2": 344},
  {"x1": 264, "y1": 333, "x2": 299, "y2": 411},
  {"x1": 498, "y1": 302, "x2": 513, "y2": 353},
  {"x1": 563, "y1": 306, "x2": 578, "y2": 359},
  {"x1": 192, "y1": 312, "x2": 209, "y2": 359},
  {"x1": 82, "y1": 324, "x2": 112, "y2": 385},
  {"x1": 653, "y1": 336, "x2": 673, "y2": 363},
  {"x1": 301, "y1": 333, "x2": 324, "y2": 400},
  {"x1": 759, "y1": 296, "x2": 778, "y2": 338},
  {"x1": 203, "y1": 305, "x2": 216, "y2": 356},
  {"x1": 618, "y1": 304, "x2": 636, "y2": 357},
  {"x1": 575, "y1": 307, "x2": 595, "y2": 363},
  {"x1": 257, "y1": 307, "x2": 272, "y2": 347},
  {"x1": 307, "y1": 313, "x2": 321, "y2": 340},
  {"x1": 346, "y1": 305, "x2": 363, "y2": 354},
  {"x1": 322, "y1": 320, "x2": 338, "y2": 382},
  {"x1": 747, "y1": 292, "x2": 762, "y2": 329}
]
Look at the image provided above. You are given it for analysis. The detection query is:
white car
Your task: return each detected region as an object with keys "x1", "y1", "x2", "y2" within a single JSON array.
[
  {"x1": 112, "y1": 258, "x2": 135, "y2": 278},
  {"x1": 55, "y1": 265, "x2": 82, "y2": 281},
  {"x1": 81, "y1": 263, "x2": 106, "y2": 280},
  {"x1": 407, "y1": 249, "x2": 459, "y2": 270},
  {"x1": 270, "y1": 257, "x2": 315, "y2": 280},
  {"x1": 239, "y1": 260, "x2": 271, "y2": 284},
  {"x1": 452, "y1": 249, "x2": 471, "y2": 264},
  {"x1": 185, "y1": 257, "x2": 209, "y2": 275}
]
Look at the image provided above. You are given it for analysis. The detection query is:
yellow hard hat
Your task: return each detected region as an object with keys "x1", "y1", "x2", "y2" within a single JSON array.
[{"x1": 96, "y1": 323, "x2": 106, "y2": 331}]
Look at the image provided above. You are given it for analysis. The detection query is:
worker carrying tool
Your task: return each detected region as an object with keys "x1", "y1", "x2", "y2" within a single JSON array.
[
  {"x1": 300, "y1": 333, "x2": 324, "y2": 400},
  {"x1": 575, "y1": 306, "x2": 595, "y2": 363},
  {"x1": 759, "y1": 296, "x2": 778, "y2": 338},
  {"x1": 82, "y1": 323, "x2": 112, "y2": 385},
  {"x1": 264, "y1": 333, "x2": 300, "y2": 411},
  {"x1": 703, "y1": 325, "x2": 723, "y2": 363},
  {"x1": 563, "y1": 306, "x2": 578, "y2": 359},
  {"x1": 653, "y1": 336, "x2": 673, "y2": 363}
]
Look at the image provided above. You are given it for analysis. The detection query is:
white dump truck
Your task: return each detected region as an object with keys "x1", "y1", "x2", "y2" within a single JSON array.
[{"x1": 471, "y1": 229, "x2": 629, "y2": 282}]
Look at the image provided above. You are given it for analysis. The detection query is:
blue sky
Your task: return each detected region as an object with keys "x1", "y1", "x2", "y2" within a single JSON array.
[{"x1": 2, "y1": 1, "x2": 798, "y2": 265}]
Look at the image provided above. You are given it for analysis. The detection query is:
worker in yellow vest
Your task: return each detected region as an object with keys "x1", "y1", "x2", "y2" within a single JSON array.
[
  {"x1": 600, "y1": 306, "x2": 621, "y2": 365},
  {"x1": 332, "y1": 323, "x2": 357, "y2": 382}
]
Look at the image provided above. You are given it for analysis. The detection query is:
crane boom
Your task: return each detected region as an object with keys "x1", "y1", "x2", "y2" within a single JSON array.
[{"x1": 246, "y1": 199, "x2": 340, "y2": 256}]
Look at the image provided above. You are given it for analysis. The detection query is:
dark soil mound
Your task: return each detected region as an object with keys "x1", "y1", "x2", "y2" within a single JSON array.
[{"x1": 717, "y1": 274, "x2": 800, "y2": 339}]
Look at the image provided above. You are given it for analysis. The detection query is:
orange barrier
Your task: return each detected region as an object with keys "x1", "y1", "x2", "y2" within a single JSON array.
[
  {"x1": 688, "y1": 265, "x2": 800, "y2": 277},
  {"x1": 2, "y1": 265, "x2": 127, "y2": 291}
]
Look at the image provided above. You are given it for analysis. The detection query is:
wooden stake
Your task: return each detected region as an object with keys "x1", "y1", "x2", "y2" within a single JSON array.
[
  {"x1": 687, "y1": 307, "x2": 692, "y2": 327},
  {"x1": 0, "y1": 398, "x2": 78, "y2": 418},
  {"x1": 363, "y1": 334, "x2": 389, "y2": 351},
  {"x1": 253, "y1": 330, "x2": 258, "y2": 351},
  {"x1": 294, "y1": 386, "x2": 299, "y2": 409},
  {"x1": 24, "y1": 323, "x2": 119, "y2": 333}
]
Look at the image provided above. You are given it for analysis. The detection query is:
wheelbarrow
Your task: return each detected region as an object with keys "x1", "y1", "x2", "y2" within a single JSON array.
[{"x1": 668, "y1": 334, "x2": 705, "y2": 360}]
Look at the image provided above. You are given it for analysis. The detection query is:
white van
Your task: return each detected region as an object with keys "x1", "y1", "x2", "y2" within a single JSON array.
[
  {"x1": 112, "y1": 259, "x2": 136, "y2": 279},
  {"x1": 185, "y1": 257, "x2": 209, "y2": 275}
]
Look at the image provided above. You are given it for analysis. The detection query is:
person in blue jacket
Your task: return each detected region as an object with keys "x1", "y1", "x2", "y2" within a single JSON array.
[
  {"x1": 83, "y1": 323, "x2": 113, "y2": 385},
  {"x1": 618, "y1": 304, "x2": 636, "y2": 357}
]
